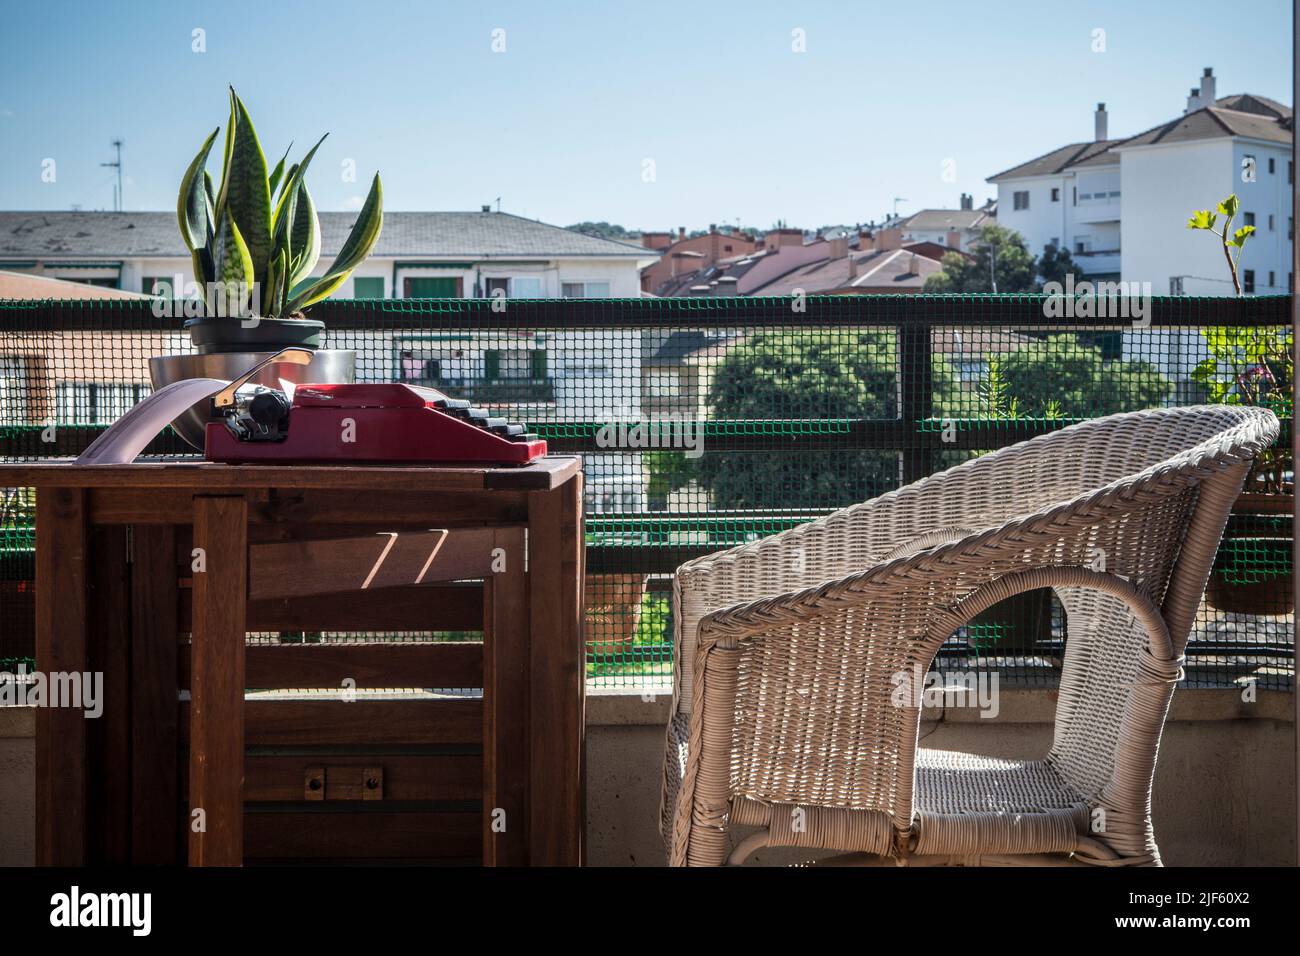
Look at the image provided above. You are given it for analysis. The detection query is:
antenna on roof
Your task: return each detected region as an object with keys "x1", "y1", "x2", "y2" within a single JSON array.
[
  {"x1": 100, "y1": 139, "x2": 124, "y2": 211},
  {"x1": 495, "y1": 196, "x2": 501, "y2": 212},
  {"x1": 893, "y1": 197, "x2": 908, "y2": 218}
]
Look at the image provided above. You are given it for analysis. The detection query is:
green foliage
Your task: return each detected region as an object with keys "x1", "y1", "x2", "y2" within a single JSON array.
[
  {"x1": 1187, "y1": 193, "x2": 1254, "y2": 295},
  {"x1": 979, "y1": 357, "x2": 1020, "y2": 419},
  {"x1": 1035, "y1": 242, "x2": 1077, "y2": 288},
  {"x1": 694, "y1": 330, "x2": 960, "y2": 509},
  {"x1": 997, "y1": 334, "x2": 1172, "y2": 417},
  {"x1": 177, "y1": 88, "x2": 383, "y2": 318},
  {"x1": 566, "y1": 221, "x2": 640, "y2": 241},
  {"x1": 923, "y1": 224, "x2": 1038, "y2": 293},
  {"x1": 644, "y1": 451, "x2": 696, "y2": 508}
]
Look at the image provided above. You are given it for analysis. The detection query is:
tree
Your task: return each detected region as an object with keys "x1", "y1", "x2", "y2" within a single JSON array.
[
  {"x1": 566, "y1": 221, "x2": 640, "y2": 241},
  {"x1": 694, "y1": 330, "x2": 959, "y2": 509},
  {"x1": 923, "y1": 224, "x2": 1038, "y2": 293},
  {"x1": 997, "y1": 334, "x2": 1172, "y2": 417},
  {"x1": 1035, "y1": 242, "x2": 1077, "y2": 288}
]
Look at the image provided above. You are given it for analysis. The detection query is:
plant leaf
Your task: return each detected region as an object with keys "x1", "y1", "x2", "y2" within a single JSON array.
[
  {"x1": 286, "y1": 173, "x2": 383, "y2": 313},
  {"x1": 211, "y1": 214, "x2": 256, "y2": 316},
  {"x1": 214, "y1": 88, "x2": 273, "y2": 289},
  {"x1": 1216, "y1": 194, "x2": 1239, "y2": 218},
  {"x1": 177, "y1": 127, "x2": 220, "y2": 252},
  {"x1": 267, "y1": 143, "x2": 292, "y2": 200},
  {"x1": 1229, "y1": 224, "x2": 1256, "y2": 247},
  {"x1": 1187, "y1": 209, "x2": 1216, "y2": 230},
  {"x1": 287, "y1": 180, "x2": 320, "y2": 289}
]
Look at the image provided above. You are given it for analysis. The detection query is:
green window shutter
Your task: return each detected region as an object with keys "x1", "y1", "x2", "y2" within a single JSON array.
[
  {"x1": 405, "y1": 277, "x2": 459, "y2": 298},
  {"x1": 530, "y1": 350, "x2": 548, "y2": 380},
  {"x1": 484, "y1": 351, "x2": 501, "y2": 381},
  {"x1": 353, "y1": 277, "x2": 384, "y2": 299}
]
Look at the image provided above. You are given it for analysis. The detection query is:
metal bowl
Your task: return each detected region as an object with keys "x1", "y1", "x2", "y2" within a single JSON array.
[{"x1": 148, "y1": 349, "x2": 356, "y2": 450}]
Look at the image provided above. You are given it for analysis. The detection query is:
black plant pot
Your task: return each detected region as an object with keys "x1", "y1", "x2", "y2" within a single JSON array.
[{"x1": 184, "y1": 316, "x2": 324, "y2": 355}]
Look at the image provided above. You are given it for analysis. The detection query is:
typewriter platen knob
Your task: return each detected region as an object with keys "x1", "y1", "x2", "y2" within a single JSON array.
[{"x1": 249, "y1": 389, "x2": 292, "y2": 429}]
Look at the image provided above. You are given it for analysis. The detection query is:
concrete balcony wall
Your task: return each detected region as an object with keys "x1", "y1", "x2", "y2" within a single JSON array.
[{"x1": 1, "y1": 689, "x2": 1294, "y2": 866}]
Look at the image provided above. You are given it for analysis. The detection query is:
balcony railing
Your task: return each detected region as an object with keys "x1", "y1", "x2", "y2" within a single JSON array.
[{"x1": 0, "y1": 294, "x2": 1293, "y2": 690}]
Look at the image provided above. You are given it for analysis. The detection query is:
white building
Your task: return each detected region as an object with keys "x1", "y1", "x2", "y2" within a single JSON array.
[{"x1": 988, "y1": 69, "x2": 1292, "y2": 295}]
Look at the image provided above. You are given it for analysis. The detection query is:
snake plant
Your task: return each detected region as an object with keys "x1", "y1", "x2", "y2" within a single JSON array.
[{"x1": 177, "y1": 87, "x2": 382, "y2": 317}]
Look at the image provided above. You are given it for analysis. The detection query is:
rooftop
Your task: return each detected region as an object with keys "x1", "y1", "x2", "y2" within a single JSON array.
[
  {"x1": 0, "y1": 210, "x2": 656, "y2": 261},
  {"x1": 987, "y1": 92, "x2": 1292, "y2": 183}
]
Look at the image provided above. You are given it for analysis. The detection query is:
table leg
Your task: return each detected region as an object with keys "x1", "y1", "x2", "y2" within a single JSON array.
[
  {"x1": 526, "y1": 474, "x2": 585, "y2": 865},
  {"x1": 188, "y1": 496, "x2": 247, "y2": 866},
  {"x1": 482, "y1": 527, "x2": 527, "y2": 866},
  {"x1": 34, "y1": 487, "x2": 88, "y2": 866},
  {"x1": 132, "y1": 524, "x2": 180, "y2": 864}
]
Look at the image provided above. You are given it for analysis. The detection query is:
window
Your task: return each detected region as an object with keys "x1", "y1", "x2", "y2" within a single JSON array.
[
  {"x1": 1012, "y1": 191, "x2": 1029, "y2": 211},
  {"x1": 1243, "y1": 269, "x2": 1255, "y2": 294},
  {"x1": 1269, "y1": 215, "x2": 1275, "y2": 231},
  {"x1": 561, "y1": 281, "x2": 611, "y2": 298},
  {"x1": 1243, "y1": 212, "x2": 1255, "y2": 228},
  {"x1": 1050, "y1": 188, "x2": 1060, "y2": 202},
  {"x1": 404, "y1": 276, "x2": 461, "y2": 297},
  {"x1": 1268, "y1": 271, "x2": 1275, "y2": 288},
  {"x1": 352, "y1": 276, "x2": 383, "y2": 298},
  {"x1": 510, "y1": 277, "x2": 543, "y2": 297},
  {"x1": 483, "y1": 349, "x2": 547, "y2": 381},
  {"x1": 55, "y1": 382, "x2": 149, "y2": 424},
  {"x1": 142, "y1": 276, "x2": 172, "y2": 296},
  {"x1": 484, "y1": 277, "x2": 509, "y2": 298},
  {"x1": 1268, "y1": 157, "x2": 1276, "y2": 174}
]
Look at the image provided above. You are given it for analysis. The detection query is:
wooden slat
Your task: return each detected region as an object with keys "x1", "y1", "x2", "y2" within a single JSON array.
[
  {"x1": 482, "y1": 528, "x2": 528, "y2": 866},
  {"x1": 188, "y1": 495, "x2": 248, "y2": 867},
  {"x1": 248, "y1": 527, "x2": 499, "y2": 600},
  {"x1": 179, "y1": 582, "x2": 485, "y2": 632},
  {"x1": 526, "y1": 475, "x2": 586, "y2": 865},
  {"x1": 132, "y1": 524, "x2": 181, "y2": 865},
  {"x1": 90, "y1": 487, "x2": 528, "y2": 527},
  {"x1": 179, "y1": 641, "x2": 484, "y2": 690},
  {"x1": 243, "y1": 811, "x2": 480, "y2": 861},
  {"x1": 85, "y1": 526, "x2": 131, "y2": 864},
  {"x1": 180, "y1": 698, "x2": 483, "y2": 747},
  {"x1": 182, "y1": 755, "x2": 482, "y2": 803},
  {"x1": 34, "y1": 486, "x2": 88, "y2": 866},
  {"x1": 3, "y1": 458, "x2": 581, "y2": 492}
]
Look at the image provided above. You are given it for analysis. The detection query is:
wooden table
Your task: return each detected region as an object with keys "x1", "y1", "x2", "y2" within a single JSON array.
[{"x1": 1, "y1": 458, "x2": 585, "y2": 866}]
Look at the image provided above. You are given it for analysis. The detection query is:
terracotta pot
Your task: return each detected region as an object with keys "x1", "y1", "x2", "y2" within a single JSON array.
[{"x1": 584, "y1": 573, "x2": 648, "y2": 655}]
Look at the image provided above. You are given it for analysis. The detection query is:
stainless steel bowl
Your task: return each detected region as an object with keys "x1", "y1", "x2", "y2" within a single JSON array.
[{"x1": 149, "y1": 349, "x2": 356, "y2": 450}]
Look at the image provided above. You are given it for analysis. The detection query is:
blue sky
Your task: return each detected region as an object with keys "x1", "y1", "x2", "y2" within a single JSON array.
[{"x1": 0, "y1": 0, "x2": 1290, "y2": 230}]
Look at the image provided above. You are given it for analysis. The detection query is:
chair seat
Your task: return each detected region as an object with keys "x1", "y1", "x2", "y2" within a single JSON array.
[{"x1": 912, "y1": 748, "x2": 1089, "y2": 856}]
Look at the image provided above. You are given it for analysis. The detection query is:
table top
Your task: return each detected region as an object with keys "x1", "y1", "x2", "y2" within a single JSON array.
[{"x1": 0, "y1": 455, "x2": 582, "y2": 492}]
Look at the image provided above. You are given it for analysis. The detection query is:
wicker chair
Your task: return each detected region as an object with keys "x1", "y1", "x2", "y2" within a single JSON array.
[{"x1": 660, "y1": 406, "x2": 1279, "y2": 867}]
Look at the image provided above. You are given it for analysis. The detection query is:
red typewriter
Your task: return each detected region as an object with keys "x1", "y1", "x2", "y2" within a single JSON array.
[{"x1": 205, "y1": 381, "x2": 547, "y2": 465}]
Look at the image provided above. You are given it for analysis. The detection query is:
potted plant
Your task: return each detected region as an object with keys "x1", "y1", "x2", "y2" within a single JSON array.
[
  {"x1": 149, "y1": 88, "x2": 383, "y2": 446},
  {"x1": 1187, "y1": 194, "x2": 1293, "y2": 614}
]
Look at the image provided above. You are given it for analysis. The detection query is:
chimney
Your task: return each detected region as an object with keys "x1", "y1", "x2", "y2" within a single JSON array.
[
  {"x1": 907, "y1": 253, "x2": 922, "y2": 277},
  {"x1": 481, "y1": 204, "x2": 491, "y2": 213},
  {"x1": 960, "y1": 193, "x2": 973, "y2": 211},
  {"x1": 708, "y1": 223, "x2": 717, "y2": 233},
  {"x1": 1200, "y1": 67, "x2": 1216, "y2": 107},
  {"x1": 764, "y1": 228, "x2": 803, "y2": 252},
  {"x1": 678, "y1": 226, "x2": 686, "y2": 241},
  {"x1": 641, "y1": 231, "x2": 672, "y2": 250},
  {"x1": 1186, "y1": 85, "x2": 1202, "y2": 114},
  {"x1": 828, "y1": 235, "x2": 849, "y2": 259},
  {"x1": 946, "y1": 229, "x2": 962, "y2": 250},
  {"x1": 876, "y1": 227, "x2": 902, "y2": 252},
  {"x1": 1094, "y1": 102, "x2": 1108, "y2": 141},
  {"x1": 848, "y1": 255, "x2": 859, "y2": 281},
  {"x1": 857, "y1": 231, "x2": 875, "y2": 253}
]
